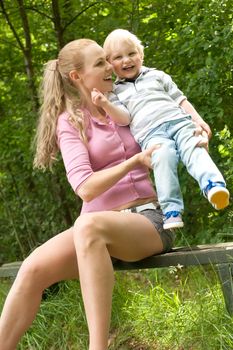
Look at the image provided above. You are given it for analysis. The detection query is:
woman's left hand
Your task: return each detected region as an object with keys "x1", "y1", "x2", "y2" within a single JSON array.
[{"x1": 138, "y1": 145, "x2": 161, "y2": 169}]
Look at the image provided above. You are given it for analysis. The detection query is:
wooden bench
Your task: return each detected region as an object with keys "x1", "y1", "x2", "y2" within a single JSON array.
[{"x1": 1, "y1": 242, "x2": 233, "y2": 315}]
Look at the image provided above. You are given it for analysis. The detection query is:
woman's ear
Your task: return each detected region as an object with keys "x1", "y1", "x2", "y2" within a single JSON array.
[{"x1": 69, "y1": 70, "x2": 80, "y2": 82}]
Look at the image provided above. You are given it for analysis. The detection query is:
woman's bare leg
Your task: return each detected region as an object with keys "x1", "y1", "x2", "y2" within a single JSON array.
[
  {"x1": 74, "y1": 211, "x2": 163, "y2": 350},
  {"x1": 0, "y1": 227, "x2": 78, "y2": 350},
  {"x1": 1, "y1": 211, "x2": 164, "y2": 350}
]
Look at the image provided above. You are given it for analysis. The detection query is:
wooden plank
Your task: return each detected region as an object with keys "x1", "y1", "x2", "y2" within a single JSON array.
[
  {"x1": 114, "y1": 243, "x2": 233, "y2": 270},
  {"x1": 0, "y1": 262, "x2": 22, "y2": 278},
  {"x1": 1, "y1": 243, "x2": 233, "y2": 276},
  {"x1": 1, "y1": 242, "x2": 233, "y2": 315},
  {"x1": 217, "y1": 263, "x2": 233, "y2": 315}
]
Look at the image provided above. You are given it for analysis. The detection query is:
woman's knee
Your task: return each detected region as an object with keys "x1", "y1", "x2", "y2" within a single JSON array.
[
  {"x1": 15, "y1": 252, "x2": 49, "y2": 292},
  {"x1": 73, "y1": 213, "x2": 107, "y2": 252}
]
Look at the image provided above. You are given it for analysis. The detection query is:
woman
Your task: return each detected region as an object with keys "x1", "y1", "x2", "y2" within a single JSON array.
[{"x1": 0, "y1": 38, "x2": 205, "y2": 350}]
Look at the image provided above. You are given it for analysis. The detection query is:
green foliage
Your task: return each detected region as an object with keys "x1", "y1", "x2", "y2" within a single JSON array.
[
  {"x1": 0, "y1": 0, "x2": 233, "y2": 262},
  {"x1": 1, "y1": 1, "x2": 233, "y2": 349}
]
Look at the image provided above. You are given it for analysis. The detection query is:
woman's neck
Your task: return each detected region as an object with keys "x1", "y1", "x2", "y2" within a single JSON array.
[{"x1": 82, "y1": 98, "x2": 108, "y2": 123}]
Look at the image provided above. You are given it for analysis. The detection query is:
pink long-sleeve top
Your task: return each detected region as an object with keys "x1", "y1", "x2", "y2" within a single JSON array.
[{"x1": 56, "y1": 110, "x2": 156, "y2": 214}]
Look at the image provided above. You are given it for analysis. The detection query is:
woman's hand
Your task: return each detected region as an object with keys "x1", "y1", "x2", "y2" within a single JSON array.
[
  {"x1": 137, "y1": 145, "x2": 161, "y2": 169},
  {"x1": 77, "y1": 144, "x2": 160, "y2": 202}
]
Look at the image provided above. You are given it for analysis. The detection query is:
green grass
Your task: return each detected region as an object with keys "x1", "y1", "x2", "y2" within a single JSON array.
[
  {"x1": 110, "y1": 266, "x2": 233, "y2": 350},
  {"x1": 1, "y1": 266, "x2": 233, "y2": 349}
]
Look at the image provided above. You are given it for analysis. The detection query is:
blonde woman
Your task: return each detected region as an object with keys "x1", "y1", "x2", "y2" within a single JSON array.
[{"x1": 0, "y1": 38, "x2": 176, "y2": 350}]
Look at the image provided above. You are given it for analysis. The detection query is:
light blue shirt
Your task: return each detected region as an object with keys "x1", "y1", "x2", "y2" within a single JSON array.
[{"x1": 109, "y1": 66, "x2": 189, "y2": 143}]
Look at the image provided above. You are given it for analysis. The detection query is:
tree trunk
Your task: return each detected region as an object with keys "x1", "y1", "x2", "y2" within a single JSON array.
[
  {"x1": 17, "y1": 0, "x2": 39, "y2": 112},
  {"x1": 51, "y1": 0, "x2": 65, "y2": 49},
  {"x1": 0, "y1": 0, "x2": 39, "y2": 112}
]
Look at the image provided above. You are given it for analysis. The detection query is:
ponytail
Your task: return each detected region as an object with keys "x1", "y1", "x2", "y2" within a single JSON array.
[
  {"x1": 33, "y1": 59, "x2": 65, "y2": 170},
  {"x1": 34, "y1": 39, "x2": 96, "y2": 170}
]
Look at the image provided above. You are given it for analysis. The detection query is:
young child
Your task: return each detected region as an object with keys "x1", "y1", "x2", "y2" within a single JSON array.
[{"x1": 91, "y1": 29, "x2": 229, "y2": 230}]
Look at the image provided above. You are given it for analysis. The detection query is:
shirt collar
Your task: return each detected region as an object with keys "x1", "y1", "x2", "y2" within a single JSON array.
[
  {"x1": 84, "y1": 108, "x2": 111, "y2": 125},
  {"x1": 115, "y1": 66, "x2": 154, "y2": 85}
]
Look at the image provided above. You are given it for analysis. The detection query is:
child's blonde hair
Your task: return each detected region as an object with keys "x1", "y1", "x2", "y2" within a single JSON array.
[
  {"x1": 103, "y1": 29, "x2": 144, "y2": 60},
  {"x1": 33, "y1": 38, "x2": 96, "y2": 170}
]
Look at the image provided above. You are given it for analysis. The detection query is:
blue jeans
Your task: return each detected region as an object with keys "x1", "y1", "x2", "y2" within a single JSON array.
[{"x1": 140, "y1": 117, "x2": 226, "y2": 214}]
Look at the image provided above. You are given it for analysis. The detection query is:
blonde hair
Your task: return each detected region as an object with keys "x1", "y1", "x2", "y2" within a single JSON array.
[
  {"x1": 103, "y1": 29, "x2": 144, "y2": 60},
  {"x1": 33, "y1": 39, "x2": 96, "y2": 170}
]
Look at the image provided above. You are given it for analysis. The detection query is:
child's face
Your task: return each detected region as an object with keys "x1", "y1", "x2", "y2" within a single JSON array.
[{"x1": 108, "y1": 41, "x2": 143, "y2": 80}]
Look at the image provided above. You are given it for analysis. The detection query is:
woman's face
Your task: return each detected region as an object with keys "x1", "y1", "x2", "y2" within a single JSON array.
[{"x1": 78, "y1": 43, "x2": 113, "y2": 93}]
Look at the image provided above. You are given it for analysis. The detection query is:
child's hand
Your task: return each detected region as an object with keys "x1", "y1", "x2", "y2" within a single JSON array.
[
  {"x1": 197, "y1": 130, "x2": 209, "y2": 150},
  {"x1": 91, "y1": 88, "x2": 107, "y2": 107},
  {"x1": 195, "y1": 130, "x2": 209, "y2": 151},
  {"x1": 194, "y1": 121, "x2": 212, "y2": 140}
]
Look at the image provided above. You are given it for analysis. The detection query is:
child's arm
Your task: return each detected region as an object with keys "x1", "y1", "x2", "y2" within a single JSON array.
[
  {"x1": 180, "y1": 99, "x2": 212, "y2": 139},
  {"x1": 161, "y1": 70, "x2": 212, "y2": 139},
  {"x1": 91, "y1": 88, "x2": 130, "y2": 126}
]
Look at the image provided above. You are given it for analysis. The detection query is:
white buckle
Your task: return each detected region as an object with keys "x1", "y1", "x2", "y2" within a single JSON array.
[
  {"x1": 120, "y1": 202, "x2": 157, "y2": 213},
  {"x1": 135, "y1": 202, "x2": 157, "y2": 213},
  {"x1": 120, "y1": 208, "x2": 132, "y2": 213}
]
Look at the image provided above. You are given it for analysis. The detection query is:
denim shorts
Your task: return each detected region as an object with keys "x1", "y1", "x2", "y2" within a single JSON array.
[
  {"x1": 121, "y1": 202, "x2": 176, "y2": 253},
  {"x1": 139, "y1": 208, "x2": 175, "y2": 253}
]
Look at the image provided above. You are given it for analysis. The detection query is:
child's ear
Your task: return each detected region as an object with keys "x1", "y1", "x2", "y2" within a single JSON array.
[{"x1": 69, "y1": 70, "x2": 80, "y2": 81}]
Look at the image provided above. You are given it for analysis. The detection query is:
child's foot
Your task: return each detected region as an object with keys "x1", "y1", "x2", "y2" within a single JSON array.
[
  {"x1": 207, "y1": 185, "x2": 230, "y2": 210},
  {"x1": 163, "y1": 211, "x2": 184, "y2": 230}
]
